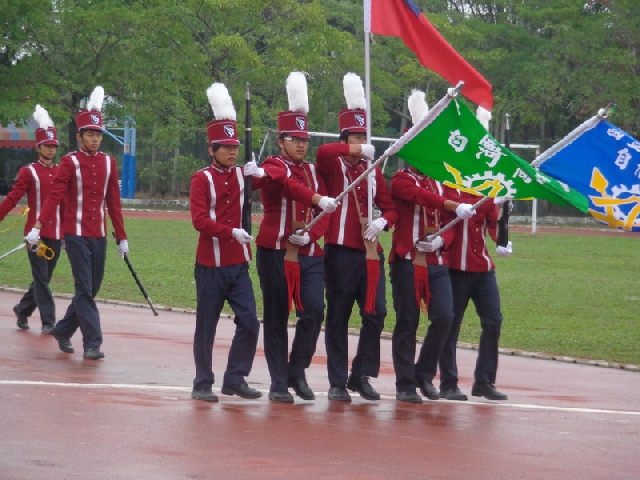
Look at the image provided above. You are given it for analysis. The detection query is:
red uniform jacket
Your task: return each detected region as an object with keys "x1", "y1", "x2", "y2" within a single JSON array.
[
  {"x1": 316, "y1": 143, "x2": 397, "y2": 252},
  {"x1": 254, "y1": 155, "x2": 330, "y2": 255},
  {"x1": 0, "y1": 161, "x2": 64, "y2": 239},
  {"x1": 447, "y1": 191, "x2": 499, "y2": 272},
  {"x1": 38, "y1": 149, "x2": 127, "y2": 241},
  {"x1": 389, "y1": 168, "x2": 458, "y2": 265},
  {"x1": 190, "y1": 164, "x2": 251, "y2": 268}
]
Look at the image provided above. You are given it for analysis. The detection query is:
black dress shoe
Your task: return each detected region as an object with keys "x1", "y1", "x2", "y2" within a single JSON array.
[
  {"x1": 221, "y1": 383, "x2": 262, "y2": 399},
  {"x1": 328, "y1": 386, "x2": 352, "y2": 402},
  {"x1": 396, "y1": 391, "x2": 423, "y2": 404},
  {"x1": 346, "y1": 374, "x2": 380, "y2": 401},
  {"x1": 471, "y1": 382, "x2": 508, "y2": 400},
  {"x1": 191, "y1": 389, "x2": 219, "y2": 402},
  {"x1": 417, "y1": 379, "x2": 440, "y2": 400},
  {"x1": 83, "y1": 348, "x2": 105, "y2": 360},
  {"x1": 41, "y1": 324, "x2": 55, "y2": 335},
  {"x1": 14, "y1": 306, "x2": 29, "y2": 330},
  {"x1": 52, "y1": 329, "x2": 74, "y2": 353},
  {"x1": 440, "y1": 387, "x2": 468, "y2": 401},
  {"x1": 288, "y1": 377, "x2": 315, "y2": 400},
  {"x1": 268, "y1": 391, "x2": 295, "y2": 403}
]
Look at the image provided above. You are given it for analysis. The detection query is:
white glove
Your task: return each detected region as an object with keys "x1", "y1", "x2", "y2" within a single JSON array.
[
  {"x1": 232, "y1": 228, "x2": 253, "y2": 245},
  {"x1": 25, "y1": 227, "x2": 40, "y2": 245},
  {"x1": 496, "y1": 240, "x2": 512, "y2": 257},
  {"x1": 288, "y1": 232, "x2": 310, "y2": 246},
  {"x1": 360, "y1": 144, "x2": 375, "y2": 160},
  {"x1": 363, "y1": 217, "x2": 387, "y2": 241},
  {"x1": 243, "y1": 161, "x2": 265, "y2": 178},
  {"x1": 416, "y1": 236, "x2": 444, "y2": 253},
  {"x1": 455, "y1": 203, "x2": 475, "y2": 219},
  {"x1": 494, "y1": 196, "x2": 511, "y2": 206},
  {"x1": 318, "y1": 196, "x2": 339, "y2": 213},
  {"x1": 117, "y1": 239, "x2": 129, "y2": 259}
]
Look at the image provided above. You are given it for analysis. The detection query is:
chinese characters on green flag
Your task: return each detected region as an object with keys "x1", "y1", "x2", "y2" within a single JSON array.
[{"x1": 396, "y1": 99, "x2": 589, "y2": 213}]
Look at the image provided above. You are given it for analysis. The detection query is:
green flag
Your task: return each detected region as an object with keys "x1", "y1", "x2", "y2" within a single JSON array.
[{"x1": 396, "y1": 99, "x2": 589, "y2": 213}]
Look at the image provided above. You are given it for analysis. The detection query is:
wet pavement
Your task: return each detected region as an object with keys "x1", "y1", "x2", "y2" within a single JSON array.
[{"x1": 1, "y1": 290, "x2": 639, "y2": 479}]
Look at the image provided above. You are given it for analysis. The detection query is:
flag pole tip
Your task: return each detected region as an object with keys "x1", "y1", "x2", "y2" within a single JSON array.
[{"x1": 448, "y1": 81, "x2": 464, "y2": 97}]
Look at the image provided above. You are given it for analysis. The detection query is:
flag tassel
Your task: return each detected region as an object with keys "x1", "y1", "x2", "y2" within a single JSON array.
[
  {"x1": 413, "y1": 253, "x2": 430, "y2": 314},
  {"x1": 363, "y1": 230, "x2": 380, "y2": 315},
  {"x1": 284, "y1": 242, "x2": 304, "y2": 312},
  {"x1": 365, "y1": 259, "x2": 379, "y2": 315}
]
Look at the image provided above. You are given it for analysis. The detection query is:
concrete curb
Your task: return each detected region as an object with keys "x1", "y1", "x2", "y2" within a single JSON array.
[{"x1": 2, "y1": 285, "x2": 638, "y2": 373}]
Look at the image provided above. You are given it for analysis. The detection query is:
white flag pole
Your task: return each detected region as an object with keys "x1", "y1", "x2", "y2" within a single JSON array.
[
  {"x1": 531, "y1": 112, "x2": 605, "y2": 168},
  {"x1": 364, "y1": 0, "x2": 374, "y2": 225},
  {"x1": 302, "y1": 84, "x2": 462, "y2": 233}
]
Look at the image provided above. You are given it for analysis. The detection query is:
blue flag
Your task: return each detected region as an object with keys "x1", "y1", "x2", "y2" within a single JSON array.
[{"x1": 533, "y1": 118, "x2": 640, "y2": 232}]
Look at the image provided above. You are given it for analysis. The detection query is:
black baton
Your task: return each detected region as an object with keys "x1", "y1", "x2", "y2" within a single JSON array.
[{"x1": 112, "y1": 232, "x2": 159, "y2": 316}]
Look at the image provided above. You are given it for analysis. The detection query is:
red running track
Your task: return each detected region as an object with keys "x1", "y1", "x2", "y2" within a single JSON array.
[{"x1": 1, "y1": 291, "x2": 639, "y2": 479}]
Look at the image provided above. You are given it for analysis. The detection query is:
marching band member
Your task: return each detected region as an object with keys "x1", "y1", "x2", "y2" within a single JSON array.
[
  {"x1": 0, "y1": 105, "x2": 64, "y2": 333},
  {"x1": 247, "y1": 72, "x2": 337, "y2": 403},
  {"x1": 315, "y1": 73, "x2": 397, "y2": 402},
  {"x1": 28, "y1": 86, "x2": 128, "y2": 360},
  {"x1": 189, "y1": 83, "x2": 262, "y2": 402},
  {"x1": 389, "y1": 92, "x2": 475, "y2": 403}
]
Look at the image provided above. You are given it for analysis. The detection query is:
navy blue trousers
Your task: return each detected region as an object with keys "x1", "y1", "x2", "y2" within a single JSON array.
[
  {"x1": 193, "y1": 262, "x2": 260, "y2": 391},
  {"x1": 390, "y1": 260, "x2": 453, "y2": 392},
  {"x1": 439, "y1": 269, "x2": 503, "y2": 390},
  {"x1": 55, "y1": 235, "x2": 106, "y2": 351},
  {"x1": 324, "y1": 245, "x2": 386, "y2": 388},
  {"x1": 14, "y1": 237, "x2": 61, "y2": 327},
  {"x1": 256, "y1": 247, "x2": 325, "y2": 393}
]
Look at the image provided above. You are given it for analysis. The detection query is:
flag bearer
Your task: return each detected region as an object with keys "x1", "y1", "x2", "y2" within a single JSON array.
[
  {"x1": 315, "y1": 72, "x2": 397, "y2": 402},
  {"x1": 245, "y1": 72, "x2": 338, "y2": 403},
  {"x1": 27, "y1": 86, "x2": 129, "y2": 360},
  {"x1": 189, "y1": 83, "x2": 263, "y2": 402},
  {"x1": 439, "y1": 188, "x2": 512, "y2": 401},
  {"x1": 0, "y1": 105, "x2": 64, "y2": 333},
  {"x1": 389, "y1": 91, "x2": 476, "y2": 403}
]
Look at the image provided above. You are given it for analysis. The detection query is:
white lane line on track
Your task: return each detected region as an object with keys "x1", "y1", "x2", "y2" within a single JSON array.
[{"x1": 2, "y1": 380, "x2": 640, "y2": 417}]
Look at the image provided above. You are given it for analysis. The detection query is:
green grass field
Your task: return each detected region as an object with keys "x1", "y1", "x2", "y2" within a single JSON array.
[{"x1": 1, "y1": 215, "x2": 638, "y2": 365}]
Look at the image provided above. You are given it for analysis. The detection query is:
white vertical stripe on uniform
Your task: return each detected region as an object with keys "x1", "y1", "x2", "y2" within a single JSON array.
[
  {"x1": 336, "y1": 159, "x2": 349, "y2": 245},
  {"x1": 234, "y1": 167, "x2": 250, "y2": 262},
  {"x1": 307, "y1": 164, "x2": 320, "y2": 256},
  {"x1": 55, "y1": 205, "x2": 61, "y2": 239},
  {"x1": 203, "y1": 170, "x2": 221, "y2": 266},
  {"x1": 70, "y1": 155, "x2": 83, "y2": 236},
  {"x1": 100, "y1": 156, "x2": 111, "y2": 237},
  {"x1": 434, "y1": 180, "x2": 445, "y2": 265},
  {"x1": 27, "y1": 165, "x2": 41, "y2": 219},
  {"x1": 277, "y1": 197, "x2": 287, "y2": 249},
  {"x1": 274, "y1": 159, "x2": 291, "y2": 250},
  {"x1": 480, "y1": 222, "x2": 492, "y2": 270},
  {"x1": 460, "y1": 217, "x2": 469, "y2": 271}
]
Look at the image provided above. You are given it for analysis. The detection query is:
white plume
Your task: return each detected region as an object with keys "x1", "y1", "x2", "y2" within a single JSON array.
[
  {"x1": 86, "y1": 86, "x2": 104, "y2": 112},
  {"x1": 286, "y1": 72, "x2": 309, "y2": 114},
  {"x1": 33, "y1": 104, "x2": 54, "y2": 129},
  {"x1": 343, "y1": 72, "x2": 366, "y2": 110},
  {"x1": 206, "y1": 82, "x2": 236, "y2": 121},
  {"x1": 476, "y1": 106, "x2": 492, "y2": 130},
  {"x1": 407, "y1": 90, "x2": 429, "y2": 125}
]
